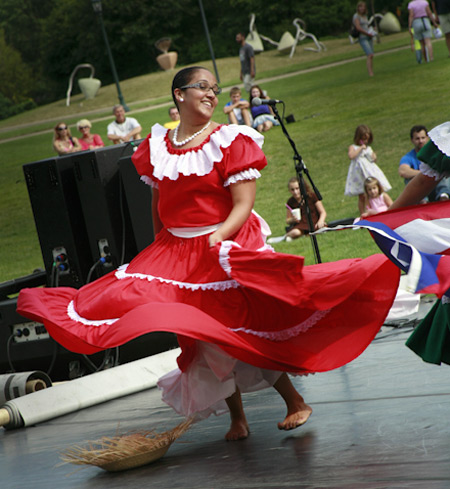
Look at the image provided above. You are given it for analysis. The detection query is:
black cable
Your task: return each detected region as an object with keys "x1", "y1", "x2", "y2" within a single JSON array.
[
  {"x1": 86, "y1": 258, "x2": 103, "y2": 283},
  {"x1": 50, "y1": 262, "x2": 57, "y2": 287},
  {"x1": 6, "y1": 333, "x2": 19, "y2": 372},
  {"x1": 81, "y1": 347, "x2": 119, "y2": 374}
]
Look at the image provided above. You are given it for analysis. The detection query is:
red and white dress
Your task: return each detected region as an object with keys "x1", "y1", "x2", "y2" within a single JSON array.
[{"x1": 18, "y1": 124, "x2": 400, "y2": 418}]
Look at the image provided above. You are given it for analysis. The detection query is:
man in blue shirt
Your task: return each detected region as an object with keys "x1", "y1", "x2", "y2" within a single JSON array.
[
  {"x1": 399, "y1": 125, "x2": 429, "y2": 185},
  {"x1": 399, "y1": 125, "x2": 450, "y2": 200}
]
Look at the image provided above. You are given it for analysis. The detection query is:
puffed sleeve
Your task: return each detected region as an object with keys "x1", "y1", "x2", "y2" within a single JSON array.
[
  {"x1": 217, "y1": 133, "x2": 267, "y2": 187},
  {"x1": 417, "y1": 140, "x2": 450, "y2": 177},
  {"x1": 131, "y1": 134, "x2": 159, "y2": 188}
]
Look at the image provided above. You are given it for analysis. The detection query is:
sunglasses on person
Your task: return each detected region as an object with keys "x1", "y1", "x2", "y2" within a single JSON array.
[
  {"x1": 180, "y1": 81, "x2": 222, "y2": 96},
  {"x1": 57, "y1": 126, "x2": 68, "y2": 131},
  {"x1": 79, "y1": 126, "x2": 89, "y2": 130}
]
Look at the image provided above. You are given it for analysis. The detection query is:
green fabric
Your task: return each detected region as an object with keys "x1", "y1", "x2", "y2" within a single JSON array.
[
  {"x1": 406, "y1": 299, "x2": 450, "y2": 366},
  {"x1": 417, "y1": 140, "x2": 450, "y2": 175}
]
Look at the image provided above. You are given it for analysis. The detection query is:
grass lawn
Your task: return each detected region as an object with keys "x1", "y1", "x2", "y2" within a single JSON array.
[{"x1": 1, "y1": 32, "x2": 449, "y2": 282}]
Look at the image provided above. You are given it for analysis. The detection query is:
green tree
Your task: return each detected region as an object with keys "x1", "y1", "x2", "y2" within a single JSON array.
[{"x1": 0, "y1": 29, "x2": 33, "y2": 103}]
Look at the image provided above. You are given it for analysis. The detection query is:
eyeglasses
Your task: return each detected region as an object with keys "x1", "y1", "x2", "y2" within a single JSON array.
[
  {"x1": 180, "y1": 82, "x2": 222, "y2": 96},
  {"x1": 79, "y1": 126, "x2": 89, "y2": 129},
  {"x1": 57, "y1": 126, "x2": 68, "y2": 131}
]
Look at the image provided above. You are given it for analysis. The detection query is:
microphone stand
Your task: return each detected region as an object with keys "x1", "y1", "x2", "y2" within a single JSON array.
[{"x1": 270, "y1": 103, "x2": 322, "y2": 264}]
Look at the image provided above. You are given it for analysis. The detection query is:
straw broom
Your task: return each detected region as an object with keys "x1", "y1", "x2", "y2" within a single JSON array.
[{"x1": 59, "y1": 417, "x2": 193, "y2": 472}]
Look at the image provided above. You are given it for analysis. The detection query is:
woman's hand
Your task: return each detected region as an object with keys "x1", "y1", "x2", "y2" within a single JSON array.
[
  {"x1": 208, "y1": 231, "x2": 224, "y2": 247},
  {"x1": 208, "y1": 180, "x2": 256, "y2": 247}
]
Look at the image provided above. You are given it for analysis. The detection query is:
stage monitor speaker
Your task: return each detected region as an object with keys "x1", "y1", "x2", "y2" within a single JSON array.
[
  {"x1": 23, "y1": 155, "x2": 93, "y2": 288},
  {"x1": 0, "y1": 297, "x2": 97, "y2": 381},
  {"x1": 0, "y1": 297, "x2": 178, "y2": 381},
  {"x1": 73, "y1": 143, "x2": 153, "y2": 278},
  {"x1": 118, "y1": 154, "x2": 154, "y2": 252}
]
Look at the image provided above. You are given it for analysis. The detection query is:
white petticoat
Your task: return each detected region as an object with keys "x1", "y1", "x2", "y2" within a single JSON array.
[{"x1": 157, "y1": 342, "x2": 282, "y2": 419}]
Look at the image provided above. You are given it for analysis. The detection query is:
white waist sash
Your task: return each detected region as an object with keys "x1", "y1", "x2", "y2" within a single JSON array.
[{"x1": 167, "y1": 223, "x2": 223, "y2": 238}]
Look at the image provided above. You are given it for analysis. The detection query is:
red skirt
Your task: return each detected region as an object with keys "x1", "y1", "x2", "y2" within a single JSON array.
[{"x1": 17, "y1": 213, "x2": 400, "y2": 375}]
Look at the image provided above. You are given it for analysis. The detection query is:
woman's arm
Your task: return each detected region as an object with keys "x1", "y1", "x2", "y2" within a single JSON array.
[
  {"x1": 408, "y1": 8, "x2": 415, "y2": 31},
  {"x1": 72, "y1": 137, "x2": 82, "y2": 152},
  {"x1": 94, "y1": 134, "x2": 105, "y2": 148},
  {"x1": 151, "y1": 188, "x2": 164, "y2": 236},
  {"x1": 390, "y1": 173, "x2": 438, "y2": 209},
  {"x1": 314, "y1": 200, "x2": 327, "y2": 229},
  {"x1": 209, "y1": 180, "x2": 256, "y2": 246},
  {"x1": 53, "y1": 140, "x2": 62, "y2": 155}
]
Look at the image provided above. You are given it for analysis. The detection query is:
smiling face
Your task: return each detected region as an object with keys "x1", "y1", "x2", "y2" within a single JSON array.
[{"x1": 176, "y1": 69, "x2": 218, "y2": 121}]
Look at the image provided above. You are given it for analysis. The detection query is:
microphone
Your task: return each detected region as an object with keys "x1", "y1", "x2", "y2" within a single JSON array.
[{"x1": 252, "y1": 97, "x2": 283, "y2": 106}]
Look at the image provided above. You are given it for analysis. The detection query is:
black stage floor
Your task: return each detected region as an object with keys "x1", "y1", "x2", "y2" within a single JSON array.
[{"x1": 2, "y1": 298, "x2": 450, "y2": 489}]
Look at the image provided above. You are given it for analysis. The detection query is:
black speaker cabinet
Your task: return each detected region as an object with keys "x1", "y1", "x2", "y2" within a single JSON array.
[
  {"x1": 23, "y1": 155, "x2": 93, "y2": 288},
  {"x1": 0, "y1": 297, "x2": 178, "y2": 381},
  {"x1": 73, "y1": 144, "x2": 153, "y2": 278},
  {"x1": 118, "y1": 154, "x2": 154, "y2": 253},
  {"x1": 23, "y1": 144, "x2": 154, "y2": 287}
]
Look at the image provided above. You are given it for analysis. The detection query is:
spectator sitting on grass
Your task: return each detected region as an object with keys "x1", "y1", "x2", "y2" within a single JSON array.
[
  {"x1": 77, "y1": 119, "x2": 105, "y2": 151},
  {"x1": 52, "y1": 122, "x2": 82, "y2": 156},
  {"x1": 268, "y1": 177, "x2": 327, "y2": 244},
  {"x1": 107, "y1": 105, "x2": 142, "y2": 144},
  {"x1": 223, "y1": 86, "x2": 252, "y2": 126},
  {"x1": 164, "y1": 106, "x2": 180, "y2": 130}
]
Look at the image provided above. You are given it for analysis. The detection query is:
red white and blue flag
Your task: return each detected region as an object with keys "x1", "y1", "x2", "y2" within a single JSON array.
[{"x1": 319, "y1": 201, "x2": 450, "y2": 297}]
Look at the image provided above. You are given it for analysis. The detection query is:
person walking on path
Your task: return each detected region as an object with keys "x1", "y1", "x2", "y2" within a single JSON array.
[{"x1": 236, "y1": 32, "x2": 255, "y2": 92}]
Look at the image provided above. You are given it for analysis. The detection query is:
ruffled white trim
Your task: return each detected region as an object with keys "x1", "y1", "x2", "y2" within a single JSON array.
[
  {"x1": 230, "y1": 309, "x2": 332, "y2": 341},
  {"x1": 224, "y1": 168, "x2": 261, "y2": 187},
  {"x1": 428, "y1": 122, "x2": 450, "y2": 157},
  {"x1": 150, "y1": 123, "x2": 264, "y2": 181},
  {"x1": 115, "y1": 263, "x2": 240, "y2": 291},
  {"x1": 218, "y1": 241, "x2": 241, "y2": 277},
  {"x1": 67, "y1": 300, "x2": 118, "y2": 327},
  {"x1": 419, "y1": 162, "x2": 446, "y2": 181},
  {"x1": 140, "y1": 175, "x2": 159, "y2": 189}
]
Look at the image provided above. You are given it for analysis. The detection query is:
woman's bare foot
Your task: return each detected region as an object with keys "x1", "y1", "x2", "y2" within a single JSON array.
[
  {"x1": 278, "y1": 402, "x2": 312, "y2": 430},
  {"x1": 225, "y1": 387, "x2": 249, "y2": 441},
  {"x1": 225, "y1": 419, "x2": 250, "y2": 441},
  {"x1": 273, "y1": 373, "x2": 313, "y2": 431}
]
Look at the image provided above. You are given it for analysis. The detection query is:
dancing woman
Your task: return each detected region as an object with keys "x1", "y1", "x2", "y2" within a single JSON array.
[{"x1": 18, "y1": 67, "x2": 400, "y2": 440}]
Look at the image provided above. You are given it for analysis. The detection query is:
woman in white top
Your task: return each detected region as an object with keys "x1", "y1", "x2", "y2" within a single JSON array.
[{"x1": 353, "y1": 1, "x2": 376, "y2": 76}]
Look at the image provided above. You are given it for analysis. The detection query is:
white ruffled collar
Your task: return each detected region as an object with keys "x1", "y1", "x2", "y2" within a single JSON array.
[{"x1": 149, "y1": 123, "x2": 264, "y2": 181}]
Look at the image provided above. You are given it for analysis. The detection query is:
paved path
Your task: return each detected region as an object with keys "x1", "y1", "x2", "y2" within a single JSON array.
[{"x1": 0, "y1": 43, "x2": 413, "y2": 145}]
